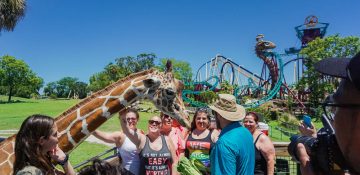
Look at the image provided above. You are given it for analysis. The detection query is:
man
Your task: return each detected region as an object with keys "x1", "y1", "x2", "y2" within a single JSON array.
[
  {"x1": 209, "y1": 94, "x2": 255, "y2": 175},
  {"x1": 313, "y1": 52, "x2": 360, "y2": 174}
]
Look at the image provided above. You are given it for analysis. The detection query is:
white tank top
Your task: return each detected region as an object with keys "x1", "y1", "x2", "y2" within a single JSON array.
[{"x1": 118, "y1": 136, "x2": 140, "y2": 175}]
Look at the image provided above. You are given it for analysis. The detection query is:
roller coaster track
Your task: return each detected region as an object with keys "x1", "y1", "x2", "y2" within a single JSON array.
[
  {"x1": 182, "y1": 76, "x2": 220, "y2": 107},
  {"x1": 195, "y1": 55, "x2": 265, "y2": 85},
  {"x1": 183, "y1": 53, "x2": 284, "y2": 108},
  {"x1": 242, "y1": 53, "x2": 284, "y2": 108}
]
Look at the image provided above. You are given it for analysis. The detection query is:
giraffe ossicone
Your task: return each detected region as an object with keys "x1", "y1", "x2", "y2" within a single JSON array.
[{"x1": 0, "y1": 63, "x2": 189, "y2": 175}]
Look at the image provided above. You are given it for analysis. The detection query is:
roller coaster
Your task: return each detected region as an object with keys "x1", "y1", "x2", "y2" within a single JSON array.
[
  {"x1": 182, "y1": 16, "x2": 328, "y2": 109},
  {"x1": 182, "y1": 51, "x2": 286, "y2": 108}
]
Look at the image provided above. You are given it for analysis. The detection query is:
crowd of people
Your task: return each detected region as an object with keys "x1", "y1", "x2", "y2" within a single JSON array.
[
  {"x1": 13, "y1": 95, "x2": 272, "y2": 175},
  {"x1": 12, "y1": 52, "x2": 360, "y2": 174}
]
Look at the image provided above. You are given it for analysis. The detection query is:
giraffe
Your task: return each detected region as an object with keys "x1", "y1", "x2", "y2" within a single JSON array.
[
  {"x1": 0, "y1": 61, "x2": 190, "y2": 175},
  {"x1": 255, "y1": 34, "x2": 279, "y2": 89}
]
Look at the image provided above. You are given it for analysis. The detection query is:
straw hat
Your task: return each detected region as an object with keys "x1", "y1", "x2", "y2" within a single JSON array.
[{"x1": 209, "y1": 94, "x2": 246, "y2": 121}]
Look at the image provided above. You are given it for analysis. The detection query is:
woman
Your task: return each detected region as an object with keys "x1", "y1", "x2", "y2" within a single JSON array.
[
  {"x1": 92, "y1": 109, "x2": 141, "y2": 175},
  {"x1": 160, "y1": 113, "x2": 187, "y2": 161},
  {"x1": 120, "y1": 111, "x2": 178, "y2": 175},
  {"x1": 185, "y1": 108, "x2": 220, "y2": 174},
  {"x1": 13, "y1": 114, "x2": 76, "y2": 175},
  {"x1": 244, "y1": 112, "x2": 275, "y2": 175}
]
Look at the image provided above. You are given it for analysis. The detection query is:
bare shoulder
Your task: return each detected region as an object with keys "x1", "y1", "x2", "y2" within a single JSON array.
[
  {"x1": 258, "y1": 133, "x2": 274, "y2": 149},
  {"x1": 212, "y1": 129, "x2": 220, "y2": 136},
  {"x1": 211, "y1": 129, "x2": 220, "y2": 143}
]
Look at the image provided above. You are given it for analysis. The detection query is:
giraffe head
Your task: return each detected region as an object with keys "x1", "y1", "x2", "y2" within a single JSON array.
[
  {"x1": 143, "y1": 60, "x2": 190, "y2": 128},
  {"x1": 255, "y1": 34, "x2": 276, "y2": 52}
]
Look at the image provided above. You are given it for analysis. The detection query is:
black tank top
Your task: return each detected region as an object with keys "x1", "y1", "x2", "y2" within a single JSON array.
[
  {"x1": 139, "y1": 135, "x2": 172, "y2": 175},
  {"x1": 254, "y1": 133, "x2": 267, "y2": 175},
  {"x1": 185, "y1": 130, "x2": 214, "y2": 169}
]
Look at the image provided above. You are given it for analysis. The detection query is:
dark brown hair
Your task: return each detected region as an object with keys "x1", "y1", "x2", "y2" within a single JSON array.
[
  {"x1": 13, "y1": 114, "x2": 55, "y2": 175},
  {"x1": 246, "y1": 112, "x2": 259, "y2": 123},
  {"x1": 119, "y1": 108, "x2": 140, "y2": 119},
  {"x1": 78, "y1": 159, "x2": 126, "y2": 175},
  {"x1": 190, "y1": 108, "x2": 211, "y2": 132}
]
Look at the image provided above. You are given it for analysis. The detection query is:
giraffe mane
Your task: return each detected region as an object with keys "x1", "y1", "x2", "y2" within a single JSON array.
[{"x1": 55, "y1": 68, "x2": 157, "y2": 123}]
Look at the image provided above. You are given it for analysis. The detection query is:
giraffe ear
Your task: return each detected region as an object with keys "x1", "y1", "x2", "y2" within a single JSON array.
[
  {"x1": 165, "y1": 60, "x2": 172, "y2": 73},
  {"x1": 143, "y1": 77, "x2": 160, "y2": 88}
]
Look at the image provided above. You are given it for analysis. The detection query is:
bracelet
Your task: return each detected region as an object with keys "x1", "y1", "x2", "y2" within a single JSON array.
[{"x1": 58, "y1": 154, "x2": 69, "y2": 166}]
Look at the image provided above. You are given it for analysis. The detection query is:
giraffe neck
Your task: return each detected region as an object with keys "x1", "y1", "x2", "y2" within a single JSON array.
[
  {"x1": 0, "y1": 69, "x2": 155, "y2": 175},
  {"x1": 0, "y1": 136, "x2": 16, "y2": 175},
  {"x1": 56, "y1": 70, "x2": 153, "y2": 152}
]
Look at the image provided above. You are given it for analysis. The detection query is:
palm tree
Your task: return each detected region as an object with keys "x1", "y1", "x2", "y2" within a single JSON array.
[{"x1": 0, "y1": 0, "x2": 26, "y2": 32}]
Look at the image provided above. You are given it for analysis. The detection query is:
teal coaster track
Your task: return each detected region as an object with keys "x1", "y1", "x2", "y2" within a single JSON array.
[
  {"x1": 182, "y1": 52, "x2": 284, "y2": 108},
  {"x1": 182, "y1": 76, "x2": 220, "y2": 107},
  {"x1": 242, "y1": 52, "x2": 283, "y2": 108}
]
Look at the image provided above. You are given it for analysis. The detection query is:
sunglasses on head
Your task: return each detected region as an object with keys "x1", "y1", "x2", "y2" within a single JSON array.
[
  {"x1": 148, "y1": 120, "x2": 161, "y2": 125},
  {"x1": 196, "y1": 107, "x2": 208, "y2": 113}
]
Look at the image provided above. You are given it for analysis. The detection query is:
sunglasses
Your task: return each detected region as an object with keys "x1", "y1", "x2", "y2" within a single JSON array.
[
  {"x1": 148, "y1": 120, "x2": 161, "y2": 125},
  {"x1": 162, "y1": 114, "x2": 172, "y2": 119}
]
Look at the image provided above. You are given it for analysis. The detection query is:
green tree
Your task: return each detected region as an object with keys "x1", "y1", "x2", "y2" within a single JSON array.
[
  {"x1": 89, "y1": 53, "x2": 156, "y2": 92},
  {"x1": 73, "y1": 81, "x2": 88, "y2": 99},
  {"x1": 0, "y1": 55, "x2": 43, "y2": 102},
  {"x1": 88, "y1": 72, "x2": 112, "y2": 92},
  {"x1": 0, "y1": 0, "x2": 26, "y2": 32},
  {"x1": 115, "y1": 53, "x2": 156, "y2": 76},
  {"x1": 297, "y1": 35, "x2": 360, "y2": 117},
  {"x1": 14, "y1": 73, "x2": 43, "y2": 98},
  {"x1": 43, "y1": 77, "x2": 88, "y2": 99},
  {"x1": 157, "y1": 58, "x2": 192, "y2": 81},
  {"x1": 57, "y1": 77, "x2": 78, "y2": 98},
  {"x1": 44, "y1": 82, "x2": 57, "y2": 96}
]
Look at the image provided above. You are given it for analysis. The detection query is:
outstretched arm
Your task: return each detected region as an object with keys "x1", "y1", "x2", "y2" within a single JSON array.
[
  {"x1": 92, "y1": 130, "x2": 124, "y2": 146},
  {"x1": 119, "y1": 110, "x2": 145, "y2": 150}
]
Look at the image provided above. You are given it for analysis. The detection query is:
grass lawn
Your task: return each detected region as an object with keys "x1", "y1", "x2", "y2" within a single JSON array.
[
  {"x1": 268, "y1": 120, "x2": 324, "y2": 142},
  {"x1": 0, "y1": 96, "x2": 80, "y2": 130}
]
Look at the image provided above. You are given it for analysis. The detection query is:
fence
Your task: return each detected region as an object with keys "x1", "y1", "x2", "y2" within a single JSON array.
[
  {"x1": 74, "y1": 142, "x2": 300, "y2": 174},
  {"x1": 274, "y1": 142, "x2": 300, "y2": 175},
  {"x1": 269, "y1": 125, "x2": 298, "y2": 141}
]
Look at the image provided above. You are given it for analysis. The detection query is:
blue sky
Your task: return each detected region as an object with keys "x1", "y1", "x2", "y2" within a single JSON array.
[{"x1": 1, "y1": 0, "x2": 360, "y2": 87}]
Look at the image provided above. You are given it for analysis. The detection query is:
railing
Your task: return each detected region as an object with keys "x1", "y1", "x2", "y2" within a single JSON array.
[
  {"x1": 269, "y1": 125, "x2": 298, "y2": 141},
  {"x1": 274, "y1": 142, "x2": 300, "y2": 175},
  {"x1": 73, "y1": 147, "x2": 118, "y2": 169},
  {"x1": 74, "y1": 142, "x2": 300, "y2": 174}
]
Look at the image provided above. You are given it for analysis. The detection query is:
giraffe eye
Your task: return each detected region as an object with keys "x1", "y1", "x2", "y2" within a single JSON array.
[
  {"x1": 165, "y1": 88, "x2": 175, "y2": 97},
  {"x1": 174, "y1": 104, "x2": 180, "y2": 111}
]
